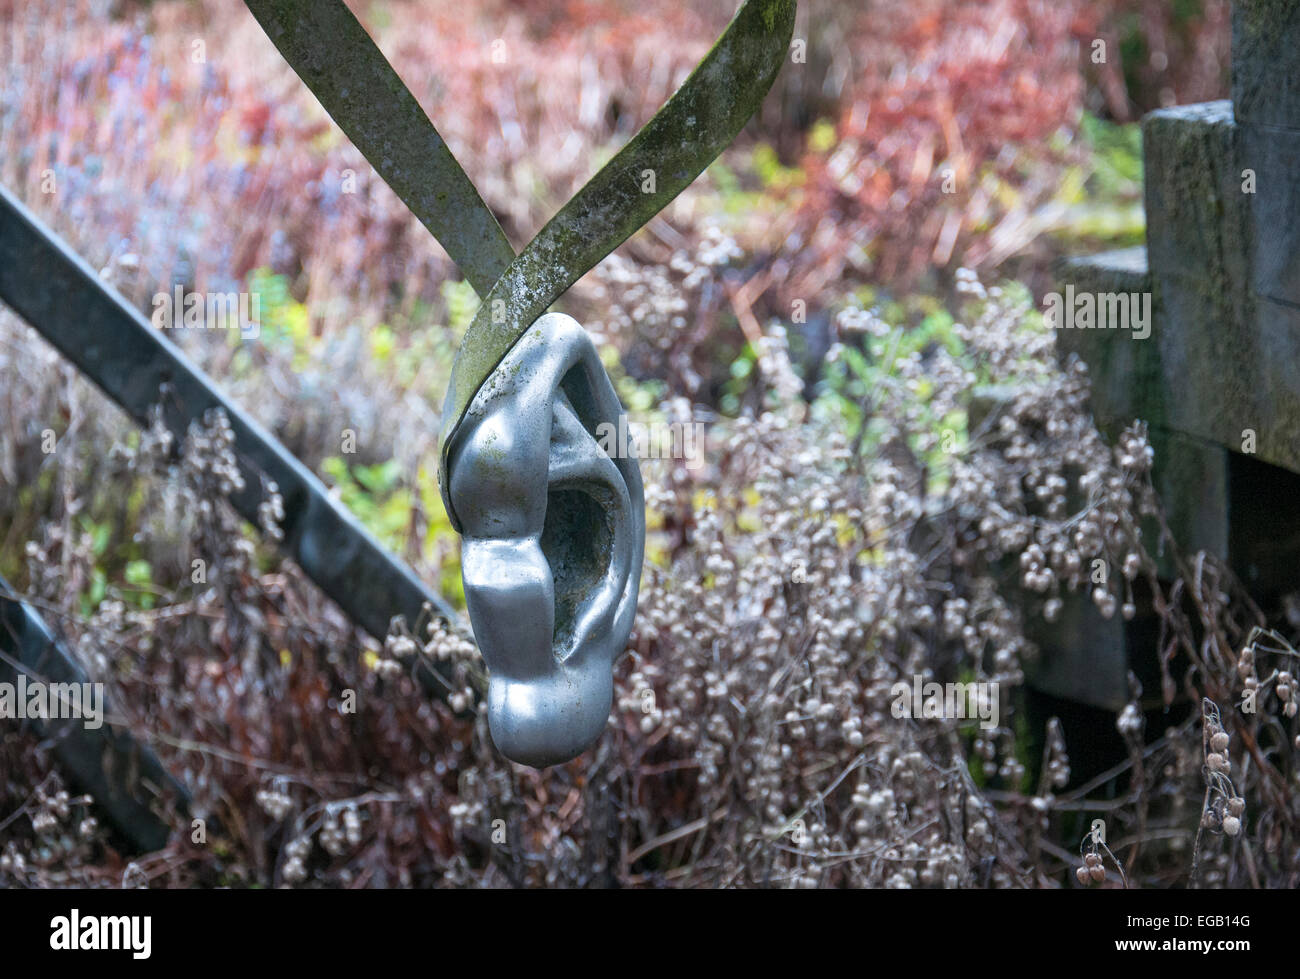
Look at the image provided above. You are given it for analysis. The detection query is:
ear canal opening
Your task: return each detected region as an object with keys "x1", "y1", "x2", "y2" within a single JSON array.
[
  {"x1": 541, "y1": 488, "x2": 613, "y2": 651},
  {"x1": 559, "y1": 363, "x2": 605, "y2": 442}
]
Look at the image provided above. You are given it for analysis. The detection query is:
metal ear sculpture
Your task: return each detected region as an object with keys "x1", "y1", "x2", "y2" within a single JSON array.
[
  {"x1": 448, "y1": 314, "x2": 644, "y2": 767},
  {"x1": 244, "y1": 0, "x2": 796, "y2": 765}
]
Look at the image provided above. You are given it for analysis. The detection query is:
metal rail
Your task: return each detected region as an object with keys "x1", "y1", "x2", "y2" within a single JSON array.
[
  {"x1": 0, "y1": 184, "x2": 468, "y2": 848},
  {"x1": 0, "y1": 184, "x2": 461, "y2": 690},
  {"x1": 0, "y1": 575, "x2": 189, "y2": 852}
]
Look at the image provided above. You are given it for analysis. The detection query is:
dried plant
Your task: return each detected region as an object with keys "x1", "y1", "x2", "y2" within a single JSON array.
[{"x1": 2, "y1": 0, "x2": 1287, "y2": 891}]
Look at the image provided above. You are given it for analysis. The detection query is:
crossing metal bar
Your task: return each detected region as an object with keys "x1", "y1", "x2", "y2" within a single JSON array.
[
  {"x1": 0, "y1": 184, "x2": 461, "y2": 695},
  {"x1": 242, "y1": 0, "x2": 518, "y2": 299},
  {"x1": 0, "y1": 575, "x2": 189, "y2": 852}
]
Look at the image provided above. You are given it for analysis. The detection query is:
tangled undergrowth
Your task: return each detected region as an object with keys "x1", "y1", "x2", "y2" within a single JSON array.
[
  {"x1": 0, "y1": 0, "x2": 1285, "y2": 891},
  {"x1": 2, "y1": 266, "x2": 1296, "y2": 888}
]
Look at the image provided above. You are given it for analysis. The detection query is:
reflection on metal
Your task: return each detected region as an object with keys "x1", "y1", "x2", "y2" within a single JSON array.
[
  {"x1": 0, "y1": 576, "x2": 189, "y2": 852},
  {"x1": 242, "y1": 0, "x2": 797, "y2": 765},
  {"x1": 447, "y1": 315, "x2": 644, "y2": 767}
]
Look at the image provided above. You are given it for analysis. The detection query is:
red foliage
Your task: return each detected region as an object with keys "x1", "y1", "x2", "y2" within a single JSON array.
[
  {"x1": 1085, "y1": 0, "x2": 1231, "y2": 120},
  {"x1": 0, "y1": 0, "x2": 1230, "y2": 320},
  {"x1": 787, "y1": 1, "x2": 1084, "y2": 294},
  {"x1": 780, "y1": 0, "x2": 1228, "y2": 297}
]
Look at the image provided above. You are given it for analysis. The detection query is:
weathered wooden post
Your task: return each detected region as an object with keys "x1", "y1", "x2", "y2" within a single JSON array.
[{"x1": 1047, "y1": 0, "x2": 1300, "y2": 709}]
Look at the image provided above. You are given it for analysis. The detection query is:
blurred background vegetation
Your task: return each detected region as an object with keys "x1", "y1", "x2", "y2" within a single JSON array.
[
  {"x1": 0, "y1": 0, "x2": 1227, "y2": 599},
  {"x1": 0, "y1": 1, "x2": 1258, "y2": 888}
]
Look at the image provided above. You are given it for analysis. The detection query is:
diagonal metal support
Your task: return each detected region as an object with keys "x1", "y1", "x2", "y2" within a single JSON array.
[
  {"x1": 0, "y1": 575, "x2": 188, "y2": 852},
  {"x1": 0, "y1": 184, "x2": 461, "y2": 694},
  {"x1": 242, "y1": 0, "x2": 518, "y2": 298}
]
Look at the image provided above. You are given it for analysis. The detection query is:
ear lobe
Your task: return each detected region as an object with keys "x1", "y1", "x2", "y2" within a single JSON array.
[{"x1": 445, "y1": 313, "x2": 644, "y2": 767}]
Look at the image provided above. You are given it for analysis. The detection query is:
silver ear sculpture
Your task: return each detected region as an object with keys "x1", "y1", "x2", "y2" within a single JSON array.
[
  {"x1": 244, "y1": 0, "x2": 795, "y2": 767},
  {"x1": 446, "y1": 314, "x2": 644, "y2": 767}
]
